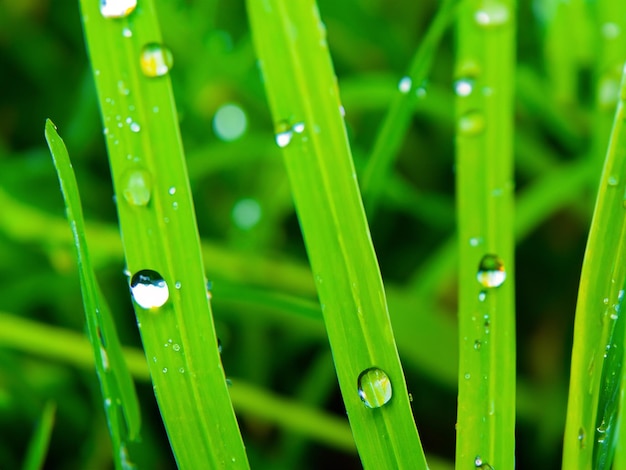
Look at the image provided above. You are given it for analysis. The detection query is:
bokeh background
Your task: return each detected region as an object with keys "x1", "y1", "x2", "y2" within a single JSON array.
[{"x1": 1, "y1": 0, "x2": 620, "y2": 468}]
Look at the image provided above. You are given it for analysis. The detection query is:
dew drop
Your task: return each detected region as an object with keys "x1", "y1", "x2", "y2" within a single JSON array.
[
  {"x1": 140, "y1": 43, "x2": 174, "y2": 78},
  {"x1": 122, "y1": 27, "x2": 132, "y2": 38},
  {"x1": 398, "y1": 76, "x2": 412, "y2": 93},
  {"x1": 477, "y1": 254, "x2": 506, "y2": 288},
  {"x1": 608, "y1": 175, "x2": 619, "y2": 187},
  {"x1": 122, "y1": 168, "x2": 152, "y2": 207},
  {"x1": 100, "y1": 0, "x2": 137, "y2": 18},
  {"x1": 178, "y1": 367, "x2": 185, "y2": 374},
  {"x1": 162, "y1": 367, "x2": 168, "y2": 374},
  {"x1": 357, "y1": 367, "x2": 392, "y2": 408},
  {"x1": 474, "y1": 1, "x2": 510, "y2": 28},
  {"x1": 130, "y1": 270, "x2": 169, "y2": 309},
  {"x1": 478, "y1": 290, "x2": 487, "y2": 302},
  {"x1": 275, "y1": 121, "x2": 294, "y2": 148},
  {"x1": 464, "y1": 373, "x2": 471, "y2": 380},
  {"x1": 578, "y1": 427, "x2": 585, "y2": 448},
  {"x1": 293, "y1": 122, "x2": 305, "y2": 134},
  {"x1": 129, "y1": 122, "x2": 141, "y2": 133},
  {"x1": 172, "y1": 344, "x2": 180, "y2": 352},
  {"x1": 455, "y1": 78, "x2": 475, "y2": 97},
  {"x1": 458, "y1": 111, "x2": 485, "y2": 136},
  {"x1": 175, "y1": 281, "x2": 182, "y2": 289},
  {"x1": 213, "y1": 103, "x2": 248, "y2": 142},
  {"x1": 474, "y1": 340, "x2": 482, "y2": 350},
  {"x1": 168, "y1": 186, "x2": 176, "y2": 195}
]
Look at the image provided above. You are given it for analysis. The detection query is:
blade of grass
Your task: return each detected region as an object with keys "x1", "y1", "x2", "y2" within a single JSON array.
[
  {"x1": 562, "y1": 64, "x2": 626, "y2": 469},
  {"x1": 247, "y1": 1, "x2": 427, "y2": 468},
  {"x1": 454, "y1": 1, "x2": 516, "y2": 469},
  {"x1": 45, "y1": 120, "x2": 141, "y2": 469},
  {"x1": 360, "y1": 0, "x2": 458, "y2": 214},
  {"x1": 78, "y1": 1, "x2": 249, "y2": 467},
  {"x1": 21, "y1": 401, "x2": 56, "y2": 470}
]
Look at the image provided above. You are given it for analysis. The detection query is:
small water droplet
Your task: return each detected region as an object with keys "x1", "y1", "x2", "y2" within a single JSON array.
[
  {"x1": 357, "y1": 367, "x2": 392, "y2": 408},
  {"x1": 275, "y1": 121, "x2": 294, "y2": 148},
  {"x1": 100, "y1": 0, "x2": 137, "y2": 18},
  {"x1": 140, "y1": 43, "x2": 174, "y2": 77},
  {"x1": 129, "y1": 121, "x2": 141, "y2": 133},
  {"x1": 608, "y1": 175, "x2": 619, "y2": 186},
  {"x1": 122, "y1": 169, "x2": 152, "y2": 207},
  {"x1": 293, "y1": 122, "x2": 305, "y2": 133},
  {"x1": 130, "y1": 270, "x2": 169, "y2": 309},
  {"x1": 469, "y1": 236, "x2": 482, "y2": 247},
  {"x1": 122, "y1": 27, "x2": 132, "y2": 38},
  {"x1": 455, "y1": 78, "x2": 474, "y2": 97},
  {"x1": 474, "y1": 340, "x2": 482, "y2": 350},
  {"x1": 168, "y1": 186, "x2": 176, "y2": 195},
  {"x1": 477, "y1": 254, "x2": 506, "y2": 288},
  {"x1": 398, "y1": 76, "x2": 412, "y2": 93},
  {"x1": 577, "y1": 427, "x2": 585, "y2": 447},
  {"x1": 464, "y1": 373, "x2": 471, "y2": 380},
  {"x1": 474, "y1": 1, "x2": 510, "y2": 28},
  {"x1": 478, "y1": 290, "x2": 487, "y2": 302},
  {"x1": 117, "y1": 80, "x2": 130, "y2": 96},
  {"x1": 162, "y1": 367, "x2": 168, "y2": 374},
  {"x1": 178, "y1": 367, "x2": 185, "y2": 374},
  {"x1": 458, "y1": 111, "x2": 485, "y2": 136},
  {"x1": 175, "y1": 281, "x2": 182, "y2": 289},
  {"x1": 172, "y1": 344, "x2": 180, "y2": 352},
  {"x1": 100, "y1": 346, "x2": 110, "y2": 371}
]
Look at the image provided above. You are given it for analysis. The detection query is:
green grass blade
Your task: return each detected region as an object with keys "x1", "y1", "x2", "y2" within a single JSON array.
[
  {"x1": 45, "y1": 120, "x2": 140, "y2": 468},
  {"x1": 454, "y1": 1, "x2": 516, "y2": 469},
  {"x1": 360, "y1": 0, "x2": 457, "y2": 213},
  {"x1": 77, "y1": 1, "x2": 249, "y2": 467},
  {"x1": 247, "y1": 1, "x2": 427, "y2": 468},
  {"x1": 562, "y1": 65, "x2": 626, "y2": 469},
  {"x1": 21, "y1": 401, "x2": 56, "y2": 470}
]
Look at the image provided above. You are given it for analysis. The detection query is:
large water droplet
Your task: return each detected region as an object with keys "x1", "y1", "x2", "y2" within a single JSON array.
[
  {"x1": 477, "y1": 254, "x2": 506, "y2": 288},
  {"x1": 458, "y1": 111, "x2": 485, "y2": 136},
  {"x1": 398, "y1": 76, "x2": 412, "y2": 94},
  {"x1": 357, "y1": 367, "x2": 392, "y2": 408},
  {"x1": 455, "y1": 78, "x2": 475, "y2": 97},
  {"x1": 130, "y1": 270, "x2": 169, "y2": 309},
  {"x1": 100, "y1": 0, "x2": 137, "y2": 18},
  {"x1": 474, "y1": 1, "x2": 510, "y2": 28},
  {"x1": 275, "y1": 121, "x2": 294, "y2": 148},
  {"x1": 140, "y1": 43, "x2": 174, "y2": 78},
  {"x1": 122, "y1": 169, "x2": 152, "y2": 206}
]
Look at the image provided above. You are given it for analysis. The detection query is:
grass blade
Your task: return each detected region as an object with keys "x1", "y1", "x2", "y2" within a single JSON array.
[
  {"x1": 562, "y1": 64, "x2": 626, "y2": 469},
  {"x1": 45, "y1": 120, "x2": 140, "y2": 467},
  {"x1": 247, "y1": 1, "x2": 427, "y2": 468},
  {"x1": 77, "y1": 1, "x2": 249, "y2": 467},
  {"x1": 454, "y1": 1, "x2": 516, "y2": 469},
  {"x1": 21, "y1": 401, "x2": 56, "y2": 470}
]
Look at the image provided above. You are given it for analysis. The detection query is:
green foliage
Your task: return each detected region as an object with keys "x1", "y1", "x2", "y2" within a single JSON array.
[{"x1": 1, "y1": 0, "x2": 626, "y2": 469}]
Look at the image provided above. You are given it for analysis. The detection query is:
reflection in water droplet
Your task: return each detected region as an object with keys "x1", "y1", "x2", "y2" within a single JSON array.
[
  {"x1": 474, "y1": 2, "x2": 510, "y2": 28},
  {"x1": 578, "y1": 427, "x2": 585, "y2": 448},
  {"x1": 458, "y1": 111, "x2": 485, "y2": 136},
  {"x1": 477, "y1": 254, "x2": 506, "y2": 288},
  {"x1": 293, "y1": 122, "x2": 305, "y2": 134},
  {"x1": 100, "y1": 0, "x2": 137, "y2": 18},
  {"x1": 474, "y1": 340, "x2": 482, "y2": 350},
  {"x1": 122, "y1": 27, "x2": 132, "y2": 38},
  {"x1": 608, "y1": 175, "x2": 619, "y2": 186},
  {"x1": 130, "y1": 270, "x2": 169, "y2": 309},
  {"x1": 129, "y1": 122, "x2": 141, "y2": 133},
  {"x1": 162, "y1": 367, "x2": 168, "y2": 374},
  {"x1": 455, "y1": 78, "x2": 474, "y2": 97},
  {"x1": 398, "y1": 76, "x2": 412, "y2": 93},
  {"x1": 172, "y1": 344, "x2": 181, "y2": 352},
  {"x1": 140, "y1": 43, "x2": 174, "y2": 77},
  {"x1": 275, "y1": 121, "x2": 294, "y2": 148},
  {"x1": 478, "y1": 290, "x2": 487, "y2": 302},
  {"x1": 122, "y1": 169, "x2": 152, "y2": 207},
  {"x1": 357, "y1": 367, "x2": 392, "y2": 408}
]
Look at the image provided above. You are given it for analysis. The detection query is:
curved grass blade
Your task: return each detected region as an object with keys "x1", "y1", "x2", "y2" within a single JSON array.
[
  {"x1": 77, "y1": 1, "x2": 249, "y2": 467},
  {"x1": 453, "y1": 1, "x2": 516, "y2": 468},
  {"x1": 45, "y1": 120, "x2": 140, "y2": 468},
  {"x1": 247, "y1": 1, "x2": 427, "y2": 468},
  {"x1": 21, "y1": 401, "x2": 56, "y2": 470},
  {"x1": 562, "y1": 64, "x2": 626, "y2": 469}
]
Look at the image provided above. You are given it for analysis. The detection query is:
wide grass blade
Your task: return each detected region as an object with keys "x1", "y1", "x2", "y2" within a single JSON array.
[
  {"x1": 78, "y1": 1, "x2": 249, "y2": 467},
  {"x1": 45, "y1": 120, "x2": 141, "y2": 468},
  {"x1": 21, "y1": 401, "x2": 56, "y2": 470},
  {"x1": 562, "y1": 65, "x2": 626, "y2": 469},
  {"x1": 453, "y1": 1, "x2": 516, "y2": 469},
  {"x1": 247, "y1": 1, "x2": 427, "y2": 468}
]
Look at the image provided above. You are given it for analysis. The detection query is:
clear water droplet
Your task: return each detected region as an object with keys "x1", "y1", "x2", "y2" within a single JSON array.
[
  {"x1": 474, "y1": 1, "x2": 510, "y2": 28},
  {"x1": 172, "y1": 344, "x2": 180, "y2": 352},
  {"x1": 578, "y1": 427, "x2": 585, "y2": 447},
  {"x1": 464, "y1": 373, "x2": 471, "y2": 380},
  {"x1": 168, "y1": 186, "x2": 176, "y2": 195},
  {"x1": 608, "y1": 175, "x2": 619, "y2": 186},
  {"x1": 477, "y1": 254, "x2": 506, "y2": 288},
  {"x1": 140, "y1": 43, "x2": 174, "y2": 78},
  {"x1": 474, "y1": 340, "x2": 482, "y2": 350},
  {"x1": 213, "y1": 103, "x2": 248, "y2": 142},
  {"x1": 275, "y1": 121, "x2": 294, "y2": 148},
  {"x1": 130, "y1": 270, "x2": 169, "y2": 309},
  {"x1": 100, "y1": 0, "x2": 137, "y2": 18},
  {"x1": 178, "y1": 367, "x2": 185, "y2": 374},
  {"x1": 122, "y1": 169, "x2": 152, "y2": 207},
  {"x1": 398, "y1": 76, "x2": 412, "y2": 93},
  {"x1": 458, "y1": 111, "x2": 485, "y2": 136},
  {"x1": 100, "y1": 346, "x2": 110, "y2": 371},
  {"x1": 478, "y1": 290, "x2": 487, "y2": 302},
  {"x1": 293, "y1": 122, "x2": 305, "y2": 134},
  {"x1": 122, "y1": 27, "x2": 132, "y2": 38},
  {"x1": 130, "y1": 122, "x2": 141, "y2": 133},
  {"x1": 162, "y1": 367, "x2": 168, "y2": 374},
  {"x1": 175, "y1": 281, "x2": 182, "y2": 289},
  {"x1": 455, "y1": 78, "x2": 475, "y2": 97},
  {"x1": 357, "y1": 367, "x2": 392, "y2": 408},
  {"x1": 475, "y1": 456, "x2": 483, "y2": 467}
]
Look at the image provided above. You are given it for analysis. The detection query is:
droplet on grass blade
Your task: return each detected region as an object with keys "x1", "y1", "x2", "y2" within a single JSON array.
[
  {"x1": 398, "y1": 76, "x2": 412, "y2": 94},
  {"x1": 140, "y1": 43, "x2": 174, "y2": 77},
  {"x1": 454, "y1": 78, "x2": 475, "y2": 97},
  {"x1": 100, "y1": 0, "x2": 137, "y2": 18},
  {"x1": 474, "y1": 1, "x2": 510, "y2": 28},
  {"x1": 477, "y1": 254, "x2": 506, "y2": 288},
  {"x1": 130, "y1": 270, "x2": 169, "y2": 309},
  {"x1": 275, "y1": 121, "x2": 294, "y2": 148},
  {"x1": 122, "y1": 168, "x2": 152, "y2": 206},
  {"x1": 357, "y1": 367, "x2": 392, "y2": 408},
  {"x1": 458, "y1": 111, "x2": 485, "y2": 136},
  {"x1": 213, "y1": 103, "x2": 248, "y2": 141}
]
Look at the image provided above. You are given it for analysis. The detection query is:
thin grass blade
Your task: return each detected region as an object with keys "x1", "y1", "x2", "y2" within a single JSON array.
[
  {"x1": 21, "y1": 401, "x2": 56, "y2": 470},
  {"x1": 247, "y1": 1, "x2": 427, "y2": 468}
]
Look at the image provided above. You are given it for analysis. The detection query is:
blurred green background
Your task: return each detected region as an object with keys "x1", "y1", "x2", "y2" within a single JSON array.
[{"x1": 0, "y1": 0, "x2": 620, "y2": 468}]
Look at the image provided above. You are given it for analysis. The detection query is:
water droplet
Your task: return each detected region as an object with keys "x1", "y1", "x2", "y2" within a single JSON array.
[
  {"x1": 175, "y1": 281, "x2": 182, "y2": 289},
  {"x1": 130, "y1": 270, "x2": 169, "y2": 309},
  {"x1": 213, "y1": 103, "x2": 248, "y2": 142},
  {"x1": 464, "y1": 373, "x2": 471, "y2": 380},
  {"x1": 578, "y1": 427, "x2": 585, "y2": 448},
  {"x1": 122, "y1": 27, "x2": 132, "y2": 38},
  {"x1": 275, "y1": 121, "x2": 294, "y2": 148},
  {"x1": 178, "y1": 367, "x2": 185, "y2": 374},
  {"x1": 458, "y1": 111, "x2": 485, "y2": 136},
  {"x1": 100, "y1": 346, "x2": 110, "y2": 371},
  {"x1": 455, "y1": 78, "x2": 475, "y2": 97},
  {"x1": 474, "y1": 340, "x2": 482, "y2": 350},
  {"x1": 100, "y1": 0, "x2": 137, "y2": 18},
  {"x1": 474, "y1": 1, "x2": 510, "y2": 28},
  {"x1": 469, "y1": 236, "x2": 482, "y2": 247},
  {"x1": 122, "y1": 169, "x2": 152, "y2": 207},
  {"x1": 232, "y1": 198, "x2": 262, "y2": 230},
  {"x1": 357, "y1": 367, "x2": 392, "y2": 408},
  {"x1": 478, "y1": 290, "x2": 487, "y2": 302},
  {"x1": 608, "y1": 175, "x2": 619, "y2": 186},
  {"x1": 293, "y1": 122, "x2": 305, "y2": 133},
  {"x1": 477, "y1": 254, "x2": 506, "y2": 288},
  {"x1": 140, "y1": 43, "x2": 174, "y2": 78},
  {"x1": 130, "y1": 121, "x2": 141, "y2": 133},
  {"x1": 602, "y1": 22, "x2": 621, "y2": 40},
  {"x1": 398, "y1": 76, "x2": 412, "y2": 93},
  {"x1": 168, "y1": 186, "x2": 176, "y2": 195},
  {"x1": 162, "y1": 367, "x2": 168, "y2": 374},
  {"x1": 172, "y1": 344, "x2": 180, "y2": 352},
  {"x1": 117, "y1": 80, "x2": 130, "y2": 96},
  {"x1": 475, "y1": 456, "x2": 483, "y2": 467}
]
